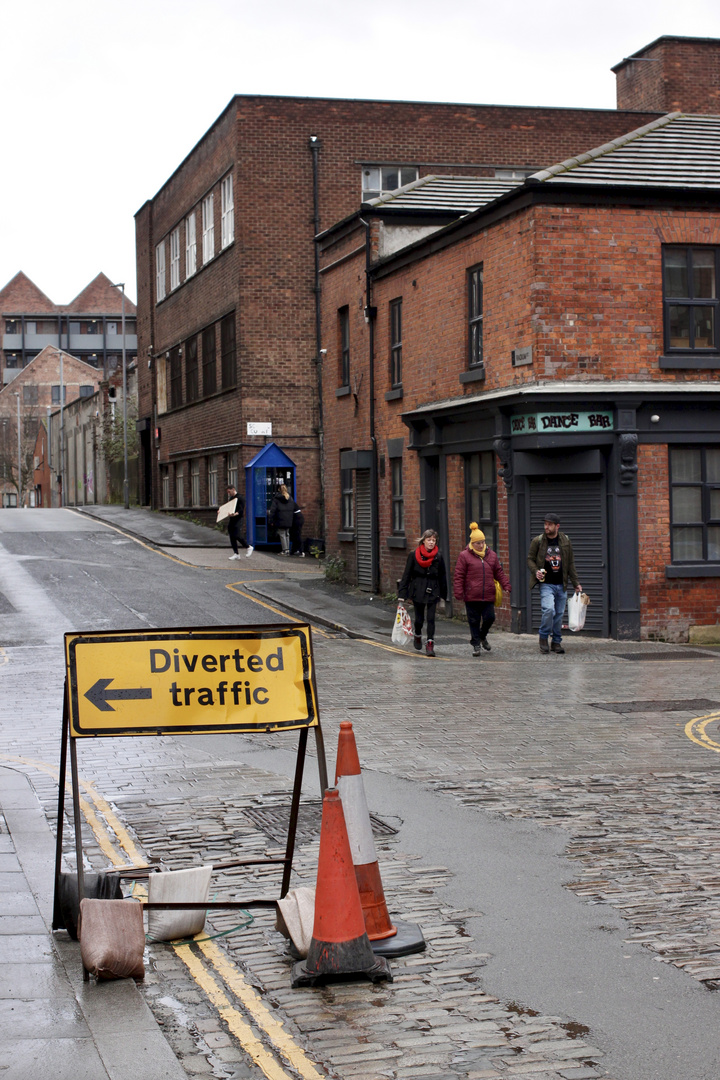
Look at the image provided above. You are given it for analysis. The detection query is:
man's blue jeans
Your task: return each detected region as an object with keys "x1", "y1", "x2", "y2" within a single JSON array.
[{"x1": 539, "y1": 582, "x2": 567, "y2": 643}]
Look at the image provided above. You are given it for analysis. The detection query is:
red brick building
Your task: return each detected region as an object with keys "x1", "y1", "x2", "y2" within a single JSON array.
[
  {"x1": 134, "y1": 61, "x2": 664, "y2": 541},
  {"x1": 319, "y1": 104, "x2": 720, "y2": 642}
]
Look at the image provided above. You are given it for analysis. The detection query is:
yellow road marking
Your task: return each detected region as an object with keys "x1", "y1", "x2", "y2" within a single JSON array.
[
  {"x1": 3, "y1": 752, "x2": 319, "y2": 1078},
  {"x1": 685, "y1": 711, "x2": 720, "y2": 753},
  {"x1": 0, "y1": 647, "x2": 7, "y2": 667}
]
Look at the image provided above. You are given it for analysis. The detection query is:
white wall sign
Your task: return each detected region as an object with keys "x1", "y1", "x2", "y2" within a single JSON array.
[
  {"x1": 511, "y1": 346, "x2": 533, "y2": 367},
  {"x1": 247, "y1": 422, "x2": 272, "y2": 436}
]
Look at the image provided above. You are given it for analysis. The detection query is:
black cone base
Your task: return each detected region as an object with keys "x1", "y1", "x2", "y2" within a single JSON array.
[
  {"x1": 291, "y1": 934, "x2": 393, "y2": 987},
  {"x1": 370, "y1": 919, "x2": 426, "y2": 959}
]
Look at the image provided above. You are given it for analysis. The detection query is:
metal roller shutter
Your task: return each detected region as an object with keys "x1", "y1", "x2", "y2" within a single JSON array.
[
  {"x1": 355, "y1": 469, "x2": 373, "y2": 589},
  {"x1": 529, "y1": 479, "x2": 607, "y2": 635}
]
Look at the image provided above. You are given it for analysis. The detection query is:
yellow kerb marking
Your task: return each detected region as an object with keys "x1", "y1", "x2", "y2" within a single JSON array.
[{"x1": 685, "y1": 711, "x2": 720, "y2": 753}]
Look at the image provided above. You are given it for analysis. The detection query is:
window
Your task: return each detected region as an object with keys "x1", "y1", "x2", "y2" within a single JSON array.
[
  {"x1": 390, "y1": 299, "x2": 402, "y2": 388},
  {"x1": 161, "y1": 467, "x2": 170, "y2": 508},
  {"x1": 220, "y1": 314, "x2": 236, "y2": 389},
  {"x1": 185, "y1": 336, "x2": 198, "y2": 402},
  {"x1": 186, "y1": 212, "x2": 197, "y2": 278},
  {"x1": 107, "y1": 322, "x2": 117, "y2": 336},
  {"x1": 221, "y1": 174, "x2": 234, "y2": 249},
  {"x1": 169, "y1": 346, "x2": 183, "y2": 409},
  {"x1": 202, "y1": 324, "x2": 216, "y2": 395},
  {"x1": 79, "y1": 385, "x2": 94, "y2": 398},
  {"x1": 341, "y1": 468, "x2": 354, "y2": 530},
  {"x1": 663, "y1": 247, "x2": 720, "y2": 353},
  {"x1": 5, "y1": 320, "x2": 18, "y2": 334},
  {"x1": 362, "y1": 165, "x2": 418, "y2": 201},
  {"x1": 338, "y1": 307, "x2": 350, "y2": 386},
  {"x1": 156, "y1": 241, "x2": 166, "y2": 302},
  {"x1": 170, "y1": 227, "x2": 181, "y2": 291},
  {"x1": 51, "y1": 385, "x2": 67, "y2": 405},
  {"x1": 202, "y1": 194, "x2": 214, "y2": 264},
  {"x1": 670, "y1": 446, "x2": 720, "y2": 561},
  {"x1": 465, "y1": 451, "x2": 497, "y2": 550},
  {"x1": 391, "y1": 458, "x2": 404, "y2": 534},
  {"x1": 23, "y1": 384, "x2": 38, "y2": 405},
  {"x1": 208, "y1": 455, "x2": 219, "y2": 507},
  {"x1": 227, "y1": 450, "x2": 238, "y2": 490},
  {"x1": 176, "y1": 465, "x2": 184, "y2": 508},
  {"x1": 468, "y1": 265, "x2": 484, "y2": 369},
  {"x1": 190, "y1": 459, "x2": 200, "y2": 506}
]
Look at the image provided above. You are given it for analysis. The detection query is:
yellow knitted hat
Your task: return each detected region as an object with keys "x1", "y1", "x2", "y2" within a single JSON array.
[{"x1": 469, "y1": 522, "x2": 485, "y2": 544}]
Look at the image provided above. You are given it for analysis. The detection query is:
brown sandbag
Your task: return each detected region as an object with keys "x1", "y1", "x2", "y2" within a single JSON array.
[{"x1": 79, "y1": 898, "x2": 145, "y2": 980}]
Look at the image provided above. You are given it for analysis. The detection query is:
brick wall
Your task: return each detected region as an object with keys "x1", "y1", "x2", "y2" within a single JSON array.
[{"x1": 615, "y1": 37, "x2": 720, "y2": 115}]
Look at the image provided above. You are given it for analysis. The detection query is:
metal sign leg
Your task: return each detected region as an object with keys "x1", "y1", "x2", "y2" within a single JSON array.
[{"x1": 52, "y1": 681, "x2": 70, "y2": 930}]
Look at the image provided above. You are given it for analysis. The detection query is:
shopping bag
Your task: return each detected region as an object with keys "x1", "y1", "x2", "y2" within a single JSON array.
[
  {"x1": 568, "y1": 592, "x2": 589, "y2": 632},
  {"x1": 392, "y1": 603, "x2": 414, "y2": 646},
  {"x1": 494, "y1": 579, "x2": 503, "y2": 607}
]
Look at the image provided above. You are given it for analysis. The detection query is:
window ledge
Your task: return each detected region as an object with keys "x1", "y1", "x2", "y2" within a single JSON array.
[
  {"x1": 386, "y1": 535, "x2": 407, "y2": 549},
  {"x1": 337, "y1": 531, "x2": 355, "y2": 542},
  {"x1": 459, "y1": 366, "x2": 486, "y2": 384},
  {"x1": 335, "y1": 385, "x2": 351, "y2": 398},
  {"x1": 665, "y1": 564, "x2": 720, "y2": 578},
  {"x1": 385, "y1": 387, "x2": 403, "y2": 401},
  {"x1": 659, "y1": 354, "x2": 720, "y2": 369}
]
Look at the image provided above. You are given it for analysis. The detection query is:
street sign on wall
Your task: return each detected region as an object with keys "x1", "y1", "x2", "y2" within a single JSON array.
[{"x1": 64, "y1": 624, "x2": 318, "y2": 737}]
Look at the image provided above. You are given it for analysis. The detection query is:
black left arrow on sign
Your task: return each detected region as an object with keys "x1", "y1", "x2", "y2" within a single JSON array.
[{"x1": 84, "y1": 678, "x2": 153, "y2": 713}]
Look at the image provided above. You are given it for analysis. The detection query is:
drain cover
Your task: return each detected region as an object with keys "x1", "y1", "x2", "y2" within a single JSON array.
[
  {"x1": 243, "y1": 801, "x2": 397, "y2": 845},
  {"x1": 591, "y1": 699, "x2": 720, "y2": 714},
  {"x1": 612, "y1": 651, "x2": 717, "y2": 661}
]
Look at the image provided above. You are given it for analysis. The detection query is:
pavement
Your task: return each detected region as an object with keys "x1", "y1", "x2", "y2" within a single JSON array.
[{"x1": 5, "y1": 504, "x2": 719, "y2": 1080}]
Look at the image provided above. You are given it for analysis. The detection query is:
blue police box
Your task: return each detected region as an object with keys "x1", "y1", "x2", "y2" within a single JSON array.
[{"x1": 245, "y1": 442, "x2": 296, "y2": 549}]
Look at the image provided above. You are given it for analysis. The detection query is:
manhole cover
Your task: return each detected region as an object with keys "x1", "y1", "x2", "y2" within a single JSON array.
[
  {"x1": 612, "y1": 651, "x2": 717, "y2": 661},
  {"x1": 591, "y1": 699, "x2": 720, "y2": 714},
  {"x1": 243, "y1": 801, "x2": 398, "y2": 845}
]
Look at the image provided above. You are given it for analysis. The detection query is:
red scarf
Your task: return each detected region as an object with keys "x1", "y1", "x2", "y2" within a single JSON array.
[{"x1": 415, "y1": 544, "x2": 439, "y2": 569}]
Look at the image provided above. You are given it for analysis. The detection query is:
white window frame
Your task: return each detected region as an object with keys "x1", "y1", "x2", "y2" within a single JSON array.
[
  {"x1": 156, "y1": 241, "x2": 166, "y2": 302},
  {"x1": 202, "y1": 194, "x2": 214, "y2": 265},
  {"x1": 169, "y1": 227, "x2": 181, "y2": 291},
  {"x1": 186, "y1": 212, "x2": 197, "y2": 278},
  {"x1": 208, "y1": 455, "x2": 219, "y2": 507},
  {"x1": 221, "y1": 174, "x2": 234, "y2": 249},
  {"x1": 190, "y1": 459, "x2": 200, "y2": 506},
  {"x1": 176, "y1": 465, "x2": 184, "y2": 508}
]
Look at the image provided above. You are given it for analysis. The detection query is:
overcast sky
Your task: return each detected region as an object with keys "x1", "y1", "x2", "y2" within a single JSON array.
[{"x1": 3, "y1": 0, "x2": 720, "y2": 306}]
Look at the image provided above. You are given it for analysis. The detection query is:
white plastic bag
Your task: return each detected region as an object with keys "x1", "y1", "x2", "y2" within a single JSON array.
[
  {"x1": 392, "y1": 603, "x2": 414, "y2": 646},
  {"x1": 568, "y1": 592, "x2": 588, "y2": 632}
]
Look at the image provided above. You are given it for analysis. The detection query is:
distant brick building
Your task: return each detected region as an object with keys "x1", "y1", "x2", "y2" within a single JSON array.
[
  {"x1": 319, "y1": 107, "x2": 720, "y2": 642},
  {"x1": 134, "y1": 62, "x2": 666, "y2": 539},
  {"x1": 0, "y1": 346, "x2": 101, "y2": 507},
  {"x1": 0, "y1": 272, "x2": 137, "y2": 386}
]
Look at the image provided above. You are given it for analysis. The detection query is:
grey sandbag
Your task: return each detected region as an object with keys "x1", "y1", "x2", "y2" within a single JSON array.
[
  {"x1": 57, "y1": 872, "x2": 123, "y2": 940},
  {"x1": 147, "y1": 865, "x2": 213, "y2": 942},
  {"x1": 79, "y1": 898, "x2": 145, "y2": 981}
]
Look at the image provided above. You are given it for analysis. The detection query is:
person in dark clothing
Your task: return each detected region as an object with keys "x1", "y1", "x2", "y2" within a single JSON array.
[
  {"x1": 398, "y1": 529, "x2": 448, "y2": 657},
  {"x1": 226, "y1": 485, "x2": 252, "y2": 559},
  {"x1": 527, "y1": 512, "x2": 581, "y2": 654},
  {"x1": 453, "y1": 522, "x2": 511, "y2": 657},
  {"x1": 267, "y1": 484, "x2": 298, "y2": 555},
  {"x1": 290, "y1": 507, "x2": 305, "y2": 556}
]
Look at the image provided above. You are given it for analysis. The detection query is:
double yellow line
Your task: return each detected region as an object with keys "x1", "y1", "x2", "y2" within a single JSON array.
[{"x1": 0, "y1": 753, "x2": 323, "y2": 1080}]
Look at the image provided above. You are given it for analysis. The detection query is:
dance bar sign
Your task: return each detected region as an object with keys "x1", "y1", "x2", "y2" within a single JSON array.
[
  {"x1": 64, "y1": 624, "x2": 318, "y2": 737},
  {"x1": 511, "y1": 410, "x2": 613, "y2": 435}
]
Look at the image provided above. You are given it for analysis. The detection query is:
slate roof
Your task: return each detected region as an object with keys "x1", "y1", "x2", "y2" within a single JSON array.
[
  {"x1": 365, "y1": 175, "x2": 522, "y2": 212},
  {"x1": 532, "y1": 113, "x2": 720, "y2": 188}
]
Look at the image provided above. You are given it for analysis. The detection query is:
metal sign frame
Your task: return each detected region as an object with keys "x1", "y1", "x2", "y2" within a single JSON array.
[{"x1": 52, "y1": 623, "x2": 328, "y2": 928}]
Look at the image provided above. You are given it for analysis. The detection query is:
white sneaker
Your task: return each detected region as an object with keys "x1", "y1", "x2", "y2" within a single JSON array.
[
  {"x1": 229, "y1": 553, "x2": 239, "y2": 560},
  {"x1": 245, "y1": 546, "x2": 254, "y2": 557}
]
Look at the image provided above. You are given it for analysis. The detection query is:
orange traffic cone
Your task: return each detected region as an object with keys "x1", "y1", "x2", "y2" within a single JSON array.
[
  {"x1": 335, "y1": 721, "x2": 426, "y2": 958},
  {"x1": 291, "y1": 788, "x2": 391, "y2": 987}
]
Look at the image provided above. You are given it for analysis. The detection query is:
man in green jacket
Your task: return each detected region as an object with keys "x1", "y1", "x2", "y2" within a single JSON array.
[{"x1": 527, "y1": 513, "x2": 582, "y2": 654}]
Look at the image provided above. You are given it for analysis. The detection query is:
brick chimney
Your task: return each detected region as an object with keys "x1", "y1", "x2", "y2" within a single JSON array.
[{"x1": 614, "y1": 35, "x2": 720, "y2": 114}]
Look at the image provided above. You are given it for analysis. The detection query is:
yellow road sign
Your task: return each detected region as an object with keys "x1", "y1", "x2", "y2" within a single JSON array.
[{"x1": 64, "y1": 624, "x2": 318, "y2": 737}]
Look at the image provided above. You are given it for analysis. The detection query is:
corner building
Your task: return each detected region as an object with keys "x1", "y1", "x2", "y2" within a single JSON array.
[{"x1": 319, "y1": 57, "x2": 720, "y2": 641}]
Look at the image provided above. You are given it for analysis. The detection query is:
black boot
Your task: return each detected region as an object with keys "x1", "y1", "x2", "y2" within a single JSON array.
[
  {"x1": 426, "y1": 640, "x2": 436, "y2": 657},
  {"x1": 539, "y1": 636, "x2": 550, "y2": 654}
]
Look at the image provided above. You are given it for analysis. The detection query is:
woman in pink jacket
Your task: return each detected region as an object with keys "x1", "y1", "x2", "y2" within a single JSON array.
[{"x1": 453, "y1": 522, "x2": 511, "y2": 658}]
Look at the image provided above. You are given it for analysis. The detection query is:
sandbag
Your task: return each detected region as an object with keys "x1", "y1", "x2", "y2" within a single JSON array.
[
  {"x1": 79, "y1": 898, "x2": 145, "y2": 980},
  {"x1": 147, "y1": 865, "x2": 212, "y2": 942},
  {"x1": 56, "y1": 871, "x2": 123, "y2": 940}
]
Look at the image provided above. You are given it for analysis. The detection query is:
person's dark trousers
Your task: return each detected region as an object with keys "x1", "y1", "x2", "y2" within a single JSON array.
[
  {"x1": 465, "y1": 600, "x2": 495, "y2": 645},
  {"x1": 290, "y1": 524, "x2": 304, "y2": 555},
  {"x1": 228, "y1": 517, "x2": 248, "y2": 554},
  {"x1": 413, "y1": 601, "x2": 437, "y2": 641}
]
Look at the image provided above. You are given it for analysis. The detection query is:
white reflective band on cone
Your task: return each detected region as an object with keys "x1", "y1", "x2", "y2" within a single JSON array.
[{"x1": 337, "y1": 773, "x2": 377, "y2": 865}]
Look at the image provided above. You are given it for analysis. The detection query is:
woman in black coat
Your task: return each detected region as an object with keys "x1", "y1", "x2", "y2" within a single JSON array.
[
  {"x1": 267, "y1": 484, "x2": 298, "y2": 555},
  {"x1": 397, "y1": 529, "x2": 448, "y2": 657}
]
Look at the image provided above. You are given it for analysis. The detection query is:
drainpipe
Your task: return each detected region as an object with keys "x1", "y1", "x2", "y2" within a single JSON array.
[
  {"x1": 309, "y1": 135, "x2": 325, "y2": 538},
  {"x1": 359, "y1": 217, "x2": 379, "y2": 593}
]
